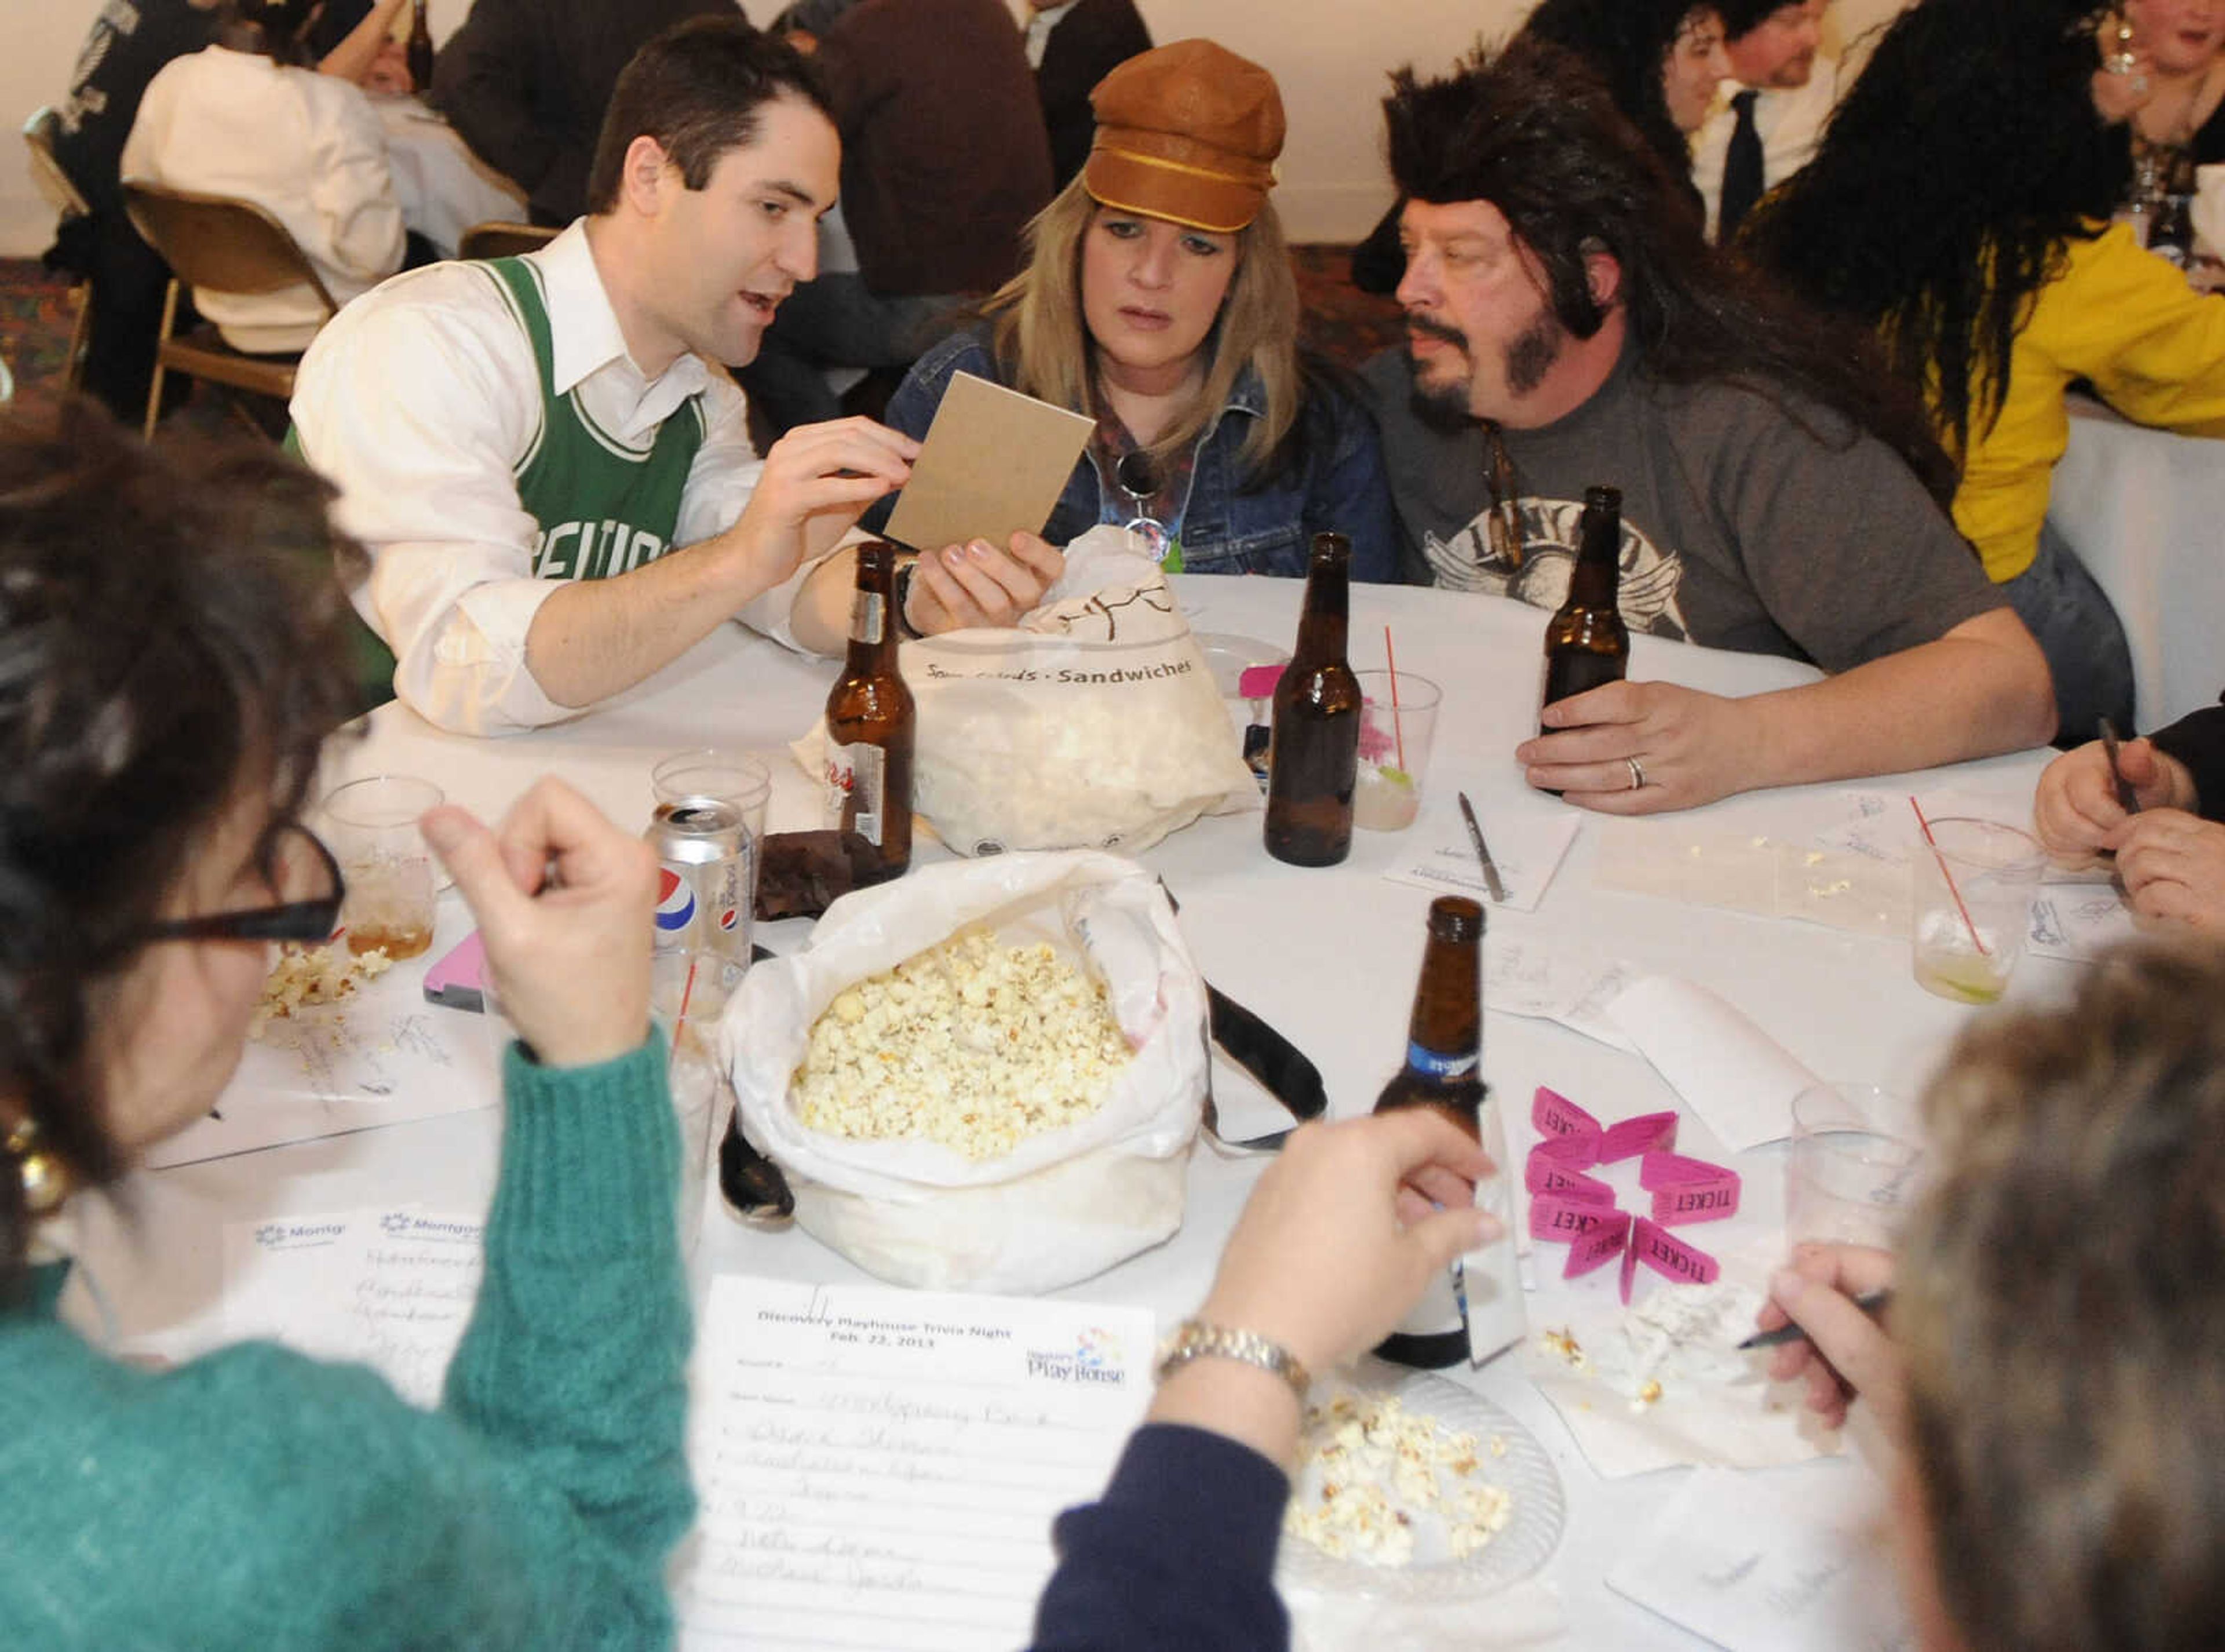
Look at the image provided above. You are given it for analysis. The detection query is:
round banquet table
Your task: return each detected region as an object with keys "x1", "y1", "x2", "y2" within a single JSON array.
[
  {"x1": 67, "y1": 574, "x2": 2066, "y2": 1649},
  {"x1": 2051, "y1": 398, "x2": 2225, "y2": 735}
]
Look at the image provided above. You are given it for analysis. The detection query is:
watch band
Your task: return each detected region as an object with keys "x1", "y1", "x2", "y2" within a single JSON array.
[
  {"x1": 1154, "y1": 1318, "x2": 1311, "y2": 1399},
  {"x1": 892, "y1": 559, "x2": 922, "y2": 639}
]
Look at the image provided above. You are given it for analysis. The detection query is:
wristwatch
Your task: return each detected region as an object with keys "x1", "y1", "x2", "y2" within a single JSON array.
[
  {"x1": 892, "y1": 559, "x2": 921, "y2": 639},
  {"x1": 1154, "y1": 1318, "x2": 1311, "y2": 1400}
]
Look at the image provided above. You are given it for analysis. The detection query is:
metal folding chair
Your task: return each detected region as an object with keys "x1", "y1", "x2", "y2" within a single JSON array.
[
  {"x1": 21, "y1": 107, "x2": 95, "y2": 393},
  {"x1": 121, "y1": 180, "x2": 340, "y2": 440},
  {"x1": 457, "y1": 220, "x2": 557, "y2": 261}
]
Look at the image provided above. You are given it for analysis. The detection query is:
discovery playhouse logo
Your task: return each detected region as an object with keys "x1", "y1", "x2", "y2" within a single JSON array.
[{"x1": 1025, "y1": 1327, "x2": 1128, "y2": 1386}]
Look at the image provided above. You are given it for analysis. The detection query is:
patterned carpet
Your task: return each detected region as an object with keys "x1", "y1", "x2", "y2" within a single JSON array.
[
  {"x1": 0, "y1": 257, "x2": 79, "y2": 419},
  {"x1": 0, "y1": 246, "x2": 1405, "y2": 426}
]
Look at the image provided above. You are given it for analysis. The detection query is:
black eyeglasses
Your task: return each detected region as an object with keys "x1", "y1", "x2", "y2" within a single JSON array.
[{"x1": 137, "y1": 824, "x2": 347, "y2": 946}]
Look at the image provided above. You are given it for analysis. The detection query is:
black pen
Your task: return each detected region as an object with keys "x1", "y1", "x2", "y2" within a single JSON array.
[
  {"x1": 1737, "y1": 1287, "x2": 1892, "y2": 1351},
  {"x1": 1456, "y1": 791, "x2": 1508, "y2": 903},
  {"x1": 2099, "y1": 717, "x2": 2142, "y2": 816}
]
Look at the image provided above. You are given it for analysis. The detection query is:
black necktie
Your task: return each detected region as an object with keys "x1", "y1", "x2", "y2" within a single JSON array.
[{"x1": 1718, "y1": 89, "x2": 1764, "y2": 240}]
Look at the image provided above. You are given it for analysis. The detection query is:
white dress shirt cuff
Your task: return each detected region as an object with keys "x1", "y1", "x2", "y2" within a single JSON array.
[{"x1": 735, "y1": 534, "x2": 856, "y2": 655}]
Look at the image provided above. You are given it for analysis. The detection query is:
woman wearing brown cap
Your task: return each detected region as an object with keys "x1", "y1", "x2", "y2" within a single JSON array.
[{"x1": 862, "y1": 39, "x2": 1400, "y2": 582}]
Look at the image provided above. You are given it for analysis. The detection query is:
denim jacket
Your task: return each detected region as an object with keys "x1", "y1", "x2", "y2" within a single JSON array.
[{"x1": 863, "y1": 328, "x2": 1402, "y2": 581}]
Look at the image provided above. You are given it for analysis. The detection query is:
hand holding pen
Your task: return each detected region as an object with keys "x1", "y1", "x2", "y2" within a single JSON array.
[
  {"x1": 2099, "y1": 717, "x2": 2142, "y2": 817},
  {"x1": 1749, "y1": 1243, "x2": 1903, "y2": 1436},
  {"x1": 2032, "y1": 722, "x2": 2200, "y2": 867}
]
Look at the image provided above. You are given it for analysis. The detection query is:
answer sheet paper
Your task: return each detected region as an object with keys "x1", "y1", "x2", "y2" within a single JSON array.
[
  {"x1": 677, "y1": 1277, "x2": 1155, "y2": 1651},
  {"x1": 220, "y1": 1205, "x2": 484, "y2": 1409},
  {"x1": 1607, "y1": 1462, "x2": 1913, "y2": 1651}
]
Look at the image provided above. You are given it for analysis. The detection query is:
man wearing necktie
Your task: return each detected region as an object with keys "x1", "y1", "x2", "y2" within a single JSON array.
[{"x1": 1694, "y1": 0, "x2": 1836, "y2": 240}]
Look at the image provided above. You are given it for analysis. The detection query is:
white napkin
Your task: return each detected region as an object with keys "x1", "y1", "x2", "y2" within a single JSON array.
[
  {"x1": 1385, "y1": 813, "x2": 1582, "y2": 913},
  {"x1": 1606, "y1": 976, "x2": 1822, "y2": 1151},
  {"x1": 1607, "y1": 1463, "x2": 1913, "y2": 1651}
]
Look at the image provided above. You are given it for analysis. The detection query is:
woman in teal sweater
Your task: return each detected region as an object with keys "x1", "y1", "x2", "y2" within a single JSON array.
[{"x1": 0, "y1": 400, "x2": 693, "y2": 1647}]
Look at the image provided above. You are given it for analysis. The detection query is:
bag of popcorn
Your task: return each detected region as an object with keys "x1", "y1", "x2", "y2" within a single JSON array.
[
  {"x1": 795, "y1": 529, "x2": 1259, "y2": 855},
  {"x1": 721, "y1": 850, "x2": 1206, "y2": 1293}
]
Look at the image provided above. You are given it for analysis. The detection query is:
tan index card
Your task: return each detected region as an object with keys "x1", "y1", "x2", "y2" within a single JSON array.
[{"x1": 881, "y1": 370, "x2": 1096, "y2": 556}]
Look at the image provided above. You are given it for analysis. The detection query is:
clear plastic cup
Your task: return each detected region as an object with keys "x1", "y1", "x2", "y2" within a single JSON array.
[
  {"x1": 654, "y1": 949, "x2": 733, "y2": 1262},
  {"x1": 1910, "y1": 817, "x2": 2044, "y2": 1004},
  {"x1": 1352, "y1": 670, "x2": 1441, "y2": 832},
  {"x1": 323, "y1": 774, "x2": 444, "y2": 961},
  {"x1": 480, "y1": 948, "x2": 729, "y2": 1263},
  {"x1": 1786, "y1": 1084, "x2": 1925, "y2": 1249},
  {"x1": 648, "y1": 750, "x2": 771, "y2": 971}
]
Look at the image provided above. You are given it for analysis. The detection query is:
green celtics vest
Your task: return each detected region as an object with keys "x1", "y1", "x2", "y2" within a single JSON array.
[
  {"x1": 290, "y1": 256, "x2": 709, "y2": 714},
  {"x1": 481, "y1": 254, "x2": 707, "y2": 581}
]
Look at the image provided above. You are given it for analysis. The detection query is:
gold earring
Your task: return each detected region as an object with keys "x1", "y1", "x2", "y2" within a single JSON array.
[{"x1": 4, "y1": 1118, "x2": 70, "y2": 1217}]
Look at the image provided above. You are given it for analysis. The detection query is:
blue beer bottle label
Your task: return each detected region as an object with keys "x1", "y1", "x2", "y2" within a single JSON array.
[{"x1": 1406, "y1": 1042, "x2": 1478, "y2": 1080}]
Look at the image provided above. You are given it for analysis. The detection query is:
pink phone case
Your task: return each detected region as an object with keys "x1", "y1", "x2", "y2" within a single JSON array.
[{"x1": 422, "y1": 931, "x2": 486, "y2": 1012}]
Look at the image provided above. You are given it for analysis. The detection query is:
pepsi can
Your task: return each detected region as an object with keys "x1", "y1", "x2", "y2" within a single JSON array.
[{"x1": 646, "y1": 796, "x2": 752, "y2": 969}]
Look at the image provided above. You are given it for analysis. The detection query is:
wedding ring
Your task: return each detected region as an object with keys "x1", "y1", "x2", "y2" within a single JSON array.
[{"x1": 1626, "y1": 756, "x2": 1647, "y2": 790}]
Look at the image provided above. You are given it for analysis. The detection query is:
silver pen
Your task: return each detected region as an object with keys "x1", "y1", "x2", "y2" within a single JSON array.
[{"x1": 1457, "y1": 792, "x2": 1508, "y2": 903}]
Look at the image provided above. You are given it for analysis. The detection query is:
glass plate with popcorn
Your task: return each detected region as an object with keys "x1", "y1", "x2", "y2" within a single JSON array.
[{"x1": 1276, "y1": 1361, "x2": 1566, "y2": 1599}]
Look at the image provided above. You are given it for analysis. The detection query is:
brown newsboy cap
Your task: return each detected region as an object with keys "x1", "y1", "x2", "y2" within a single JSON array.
[{"x1": 1085, "y1": 39, "x2": 1286, "y2": 235}]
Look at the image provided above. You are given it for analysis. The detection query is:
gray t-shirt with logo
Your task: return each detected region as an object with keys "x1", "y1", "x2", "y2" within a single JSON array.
[{"x1": 1362, "y1": 345, "x2": 2005, "y2": 673}]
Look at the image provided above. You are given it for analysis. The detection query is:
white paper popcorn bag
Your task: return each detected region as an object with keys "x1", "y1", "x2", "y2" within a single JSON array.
[
  {"x1": 720, "y1": 851, "x2": 1208, "y2": 1293},
  {"x1": 794, "y1": 528, "x2": 1259, "y2": 855}
]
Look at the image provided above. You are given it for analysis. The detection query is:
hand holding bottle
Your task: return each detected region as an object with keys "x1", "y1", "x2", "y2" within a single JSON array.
[{"x1": 1195, "y1": 1111, "x2": 1498, "y2": 1379}]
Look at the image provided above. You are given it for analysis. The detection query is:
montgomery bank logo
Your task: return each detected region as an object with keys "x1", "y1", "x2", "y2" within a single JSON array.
[{"x1": 1025, "y1": 1326, "x2": 1128, "y2": 1386}]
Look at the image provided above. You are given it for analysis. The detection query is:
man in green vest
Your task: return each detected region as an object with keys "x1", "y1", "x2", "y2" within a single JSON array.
[{"x1": 290, "y1": 16, "x2": 1060, "y2": 734}]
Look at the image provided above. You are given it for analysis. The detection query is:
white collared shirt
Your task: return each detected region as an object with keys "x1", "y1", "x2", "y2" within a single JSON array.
[
  {"x1": 1690, "y1": 56, "x2": 1843, "y2": 241},
  {"x1": 290, "y1": 220, "x2": 822, "y2": 735},
  {"x1": 121, "y1": 45, "x2": 406, "y2": 352},
  {"x1": 1024, "y1": 2, "x2": 1079, "y2": 67}
]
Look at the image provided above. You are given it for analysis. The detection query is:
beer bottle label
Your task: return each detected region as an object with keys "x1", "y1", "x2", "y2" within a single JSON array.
[
  {"x1": 848, "y1": 590, "x2": 886, "y2": 646},
  {"x1": 1406, "y1": 1042, "x2": 1479, "y2": 1080},
  {"x1": 1394, "y1": 1261, "x2": 1467, "y2": 1339},
  {"x1": 827, "y1": 742, "x2": 887, "y2": 846}
]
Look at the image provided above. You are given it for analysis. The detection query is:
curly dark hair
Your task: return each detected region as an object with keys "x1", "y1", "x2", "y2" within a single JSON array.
[
  {"x1": 1738, "y1": 0, "x2": 2128, "y2": 462},
  {"x1": 1383, "y1": 36, "x2": 1958, "y2": 505},
  {"x1": 1522, "y1": 0, "x2": 1711, "y2": 207},
  {"x1": 0, "y1": 399, "x2": 366, "y2": 1293}
]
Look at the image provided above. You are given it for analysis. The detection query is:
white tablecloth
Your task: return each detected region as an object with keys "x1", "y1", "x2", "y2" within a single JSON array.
[
  {"x1": 375, "y1": 95, "x2": 527, "y2": 259},
  {"x1": 68, "y1": 576, "x2": 2063, "y2": 1649},
  {"x1": 2051, "y1": 400, "x2": 2225, "y2": 733}
]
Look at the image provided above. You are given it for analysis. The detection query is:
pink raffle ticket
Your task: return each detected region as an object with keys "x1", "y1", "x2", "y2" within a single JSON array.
[{"x1": 1527, "y1": 1086, "x2": 1740, "y2": 1304}]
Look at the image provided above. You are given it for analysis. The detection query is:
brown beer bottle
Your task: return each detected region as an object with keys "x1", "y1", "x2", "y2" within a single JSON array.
[
  {"x1": 406, "y1": 0, "x2": 436, "y2": 93},
  {"x1": 1540, "y1": 485, "x2": 1630, "y2": 717},
  {"x1": 1374, "y1": 895, "x2": 1486, "y2": 1370},
  {"x1": 1264, "y1": 533, "x2": 1361, "y2": 866},
  {"x1": 824, "y1": 542, "x2": 914, "y2": 885}
]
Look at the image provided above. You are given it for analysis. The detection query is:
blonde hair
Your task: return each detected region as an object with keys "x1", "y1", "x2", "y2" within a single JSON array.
[{"x1": 982, "y1": 175, "x2": 1304, "y2": 476}]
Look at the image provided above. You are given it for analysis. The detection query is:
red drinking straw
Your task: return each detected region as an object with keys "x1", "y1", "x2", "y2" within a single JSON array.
[
  {"x1": 1383, "y1": 623, "x2": 1407, "y2": 771},
  {"x1": 1909, "y1": 796, "x2": 1988, "y2": 956}
]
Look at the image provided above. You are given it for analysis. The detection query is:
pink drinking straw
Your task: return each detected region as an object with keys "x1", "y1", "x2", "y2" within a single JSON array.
[
  {"x1": 1383, "y1": 624, "x2": 1408, "y2": 771},
  {"x1": 1909, "y1": 796, "x2": 1989, "y2": 956}
]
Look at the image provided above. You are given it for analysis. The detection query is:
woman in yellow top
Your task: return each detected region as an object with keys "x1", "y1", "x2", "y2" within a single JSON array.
[{"x1": 1742, "y1": 0, "x2": 2225, "y2": 741}]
